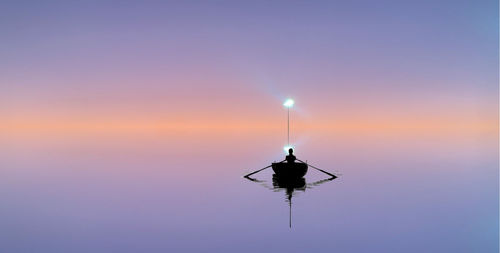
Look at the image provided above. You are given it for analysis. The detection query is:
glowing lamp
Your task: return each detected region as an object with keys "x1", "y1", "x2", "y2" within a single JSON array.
[{"x1": 283, "y1": 99, "x2": 294, "y2": 108}]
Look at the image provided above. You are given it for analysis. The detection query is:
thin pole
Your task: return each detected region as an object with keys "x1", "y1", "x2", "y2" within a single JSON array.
[{"x1": 287, "y1": 107, "x2": 290, "y2": 146}]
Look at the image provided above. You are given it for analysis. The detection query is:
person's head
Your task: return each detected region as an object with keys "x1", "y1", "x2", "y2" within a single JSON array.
[{"x1": 288, "y1": 148, "x2": 294, "y2": 155}]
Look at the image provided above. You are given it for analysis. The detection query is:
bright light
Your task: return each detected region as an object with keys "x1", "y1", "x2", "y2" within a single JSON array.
[
  {"x1": 283, "y1": 99, "x2": 294, "y2": 108},
  {"x1": 283, "y1": 145, "x2": 294, "y2": 153}
]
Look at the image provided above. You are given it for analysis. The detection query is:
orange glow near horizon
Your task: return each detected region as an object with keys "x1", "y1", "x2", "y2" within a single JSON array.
[{"x1": 2, "y1": 114, "x2": 496, "y2": 139}]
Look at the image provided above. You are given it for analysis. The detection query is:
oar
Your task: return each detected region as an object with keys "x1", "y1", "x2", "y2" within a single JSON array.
[
  {"x1": 297, "y1": 159, "x2": 337, "y2": 178},
  {"x1": 243, "y1": 159, "x2": 286, "y2": 178},
  {"x1": 243, "y1": 164, "x2": 272, "y2": 178}
]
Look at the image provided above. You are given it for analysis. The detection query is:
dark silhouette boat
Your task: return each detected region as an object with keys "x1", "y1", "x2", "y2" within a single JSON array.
[
  {"x1": 272, "y1": 174, "x2": 306, "y2": 188},
  {"x1": 271, "y1": 161, "x2": 308, "y2": 178}
]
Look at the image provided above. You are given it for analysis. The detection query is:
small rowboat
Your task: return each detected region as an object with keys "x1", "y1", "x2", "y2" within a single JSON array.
[{"x1": 271, "y1": 162, "x2": 308, "y2": 178}]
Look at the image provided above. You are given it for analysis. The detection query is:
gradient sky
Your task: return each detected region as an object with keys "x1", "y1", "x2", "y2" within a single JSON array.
[
  {"x1": 1, "y1": 0, "x2": 498, "y2": 140},
  {"x1": 0, "y1": 2, "x2": 498, "y2": 252}
]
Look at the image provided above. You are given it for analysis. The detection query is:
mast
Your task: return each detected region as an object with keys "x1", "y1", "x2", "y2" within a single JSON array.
[
  {"x1": 283, "y1": 98, "x2": 294, "y2": 148},
  {"x1": 287, "y1": 107, "x2": 290, "y2": 146}
]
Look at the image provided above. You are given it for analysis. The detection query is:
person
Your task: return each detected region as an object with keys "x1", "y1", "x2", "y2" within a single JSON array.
[{"x1": 286, "y1": 148, "x2": 296, "y2": 163}]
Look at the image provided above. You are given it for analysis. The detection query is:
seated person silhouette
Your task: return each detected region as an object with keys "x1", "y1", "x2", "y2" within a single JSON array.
[{"x1": 286, "y1": 148, "x2": 296, "y2": 163}]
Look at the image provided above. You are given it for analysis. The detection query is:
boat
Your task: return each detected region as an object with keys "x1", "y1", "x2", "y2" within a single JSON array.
[
  {"x1": 243, "y1": 98, "x2": 336, "y2": 182},
  {"x1": 271, "y1": 161, "x2": 308, "y2": 178}
]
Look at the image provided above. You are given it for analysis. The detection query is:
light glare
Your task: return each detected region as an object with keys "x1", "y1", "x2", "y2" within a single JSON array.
[{"x1": 283, "y1": 99, "x2": 294, "y2": 108}]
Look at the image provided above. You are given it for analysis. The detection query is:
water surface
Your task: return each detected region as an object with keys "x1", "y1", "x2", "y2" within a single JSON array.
[{"x1": 1, "y1": 132, "x2": 498, "y2": 252}]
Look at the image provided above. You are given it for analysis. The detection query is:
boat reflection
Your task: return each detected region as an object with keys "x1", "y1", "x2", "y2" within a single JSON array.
[{"x1": 244, "y1": 174, "x2": 336, "y2": 228}]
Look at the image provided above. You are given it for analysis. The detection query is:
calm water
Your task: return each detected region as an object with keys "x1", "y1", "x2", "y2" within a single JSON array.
[{"x1": 1, "y1": 132, "x2": 498, "y2": 252}]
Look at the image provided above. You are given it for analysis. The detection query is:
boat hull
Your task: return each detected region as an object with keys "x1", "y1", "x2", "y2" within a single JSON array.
[
  {"x1": 271, "y1": 162, "x2": 308, "y2": 178},
  {"x1": 272, "y1": 174, "x2": 306, "y2": 189}
]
